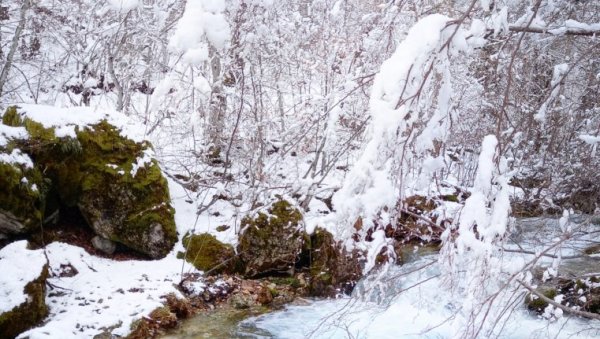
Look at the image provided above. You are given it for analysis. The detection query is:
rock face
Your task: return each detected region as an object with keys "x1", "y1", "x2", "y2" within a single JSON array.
[
  {"x1": 236, "y1": 200, "x2": 363, "y2": 295},
  {"x1": 177, "y1": 233, "x2": 236, "y2": 275},
  {"x1": 237, "y1": 200, "x2": 304, "y2": 277},
  {"x1": 0, "y1": 241, "x2": 49, "y2": 339},
  {"x1": 0, "y1": 106, "x2": 177, "y2": 258},
  {"x1": 306, "y1": 227, "x2": 363, "y2": 297},
  {"x1": 0, "y1": 122, "x2": 45, "y2": 237},
  {"x1": 91, "y1": 236, "x2": 117, "y2": 255}
]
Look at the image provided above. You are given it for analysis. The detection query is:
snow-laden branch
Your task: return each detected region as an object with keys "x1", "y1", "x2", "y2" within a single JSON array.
[
  {"x1": 332, "y1": 14, "x2": 478, "y2": 236},
  {"x1": 509, "y1": 19, "x2": 600, "y2": 36}
]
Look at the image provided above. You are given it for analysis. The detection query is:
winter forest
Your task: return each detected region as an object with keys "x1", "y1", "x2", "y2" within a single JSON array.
[{"x1": 1, "y1": 0, "x2": 600, "y2": 338}]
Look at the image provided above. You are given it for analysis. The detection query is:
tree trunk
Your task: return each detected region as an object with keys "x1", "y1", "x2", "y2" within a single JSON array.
[{"x1": 0, "y1": 0, "x2": 30, "y2": 98}]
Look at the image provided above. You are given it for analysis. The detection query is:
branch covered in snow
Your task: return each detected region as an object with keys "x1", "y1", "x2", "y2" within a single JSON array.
[{"x1": 508, "y1": 25, "x2": 600, "y2": 36}]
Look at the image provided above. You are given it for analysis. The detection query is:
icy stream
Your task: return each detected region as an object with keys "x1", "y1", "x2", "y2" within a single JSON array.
[{"x1": 168, "y1": 217, "x2": 600, "y2": 338}]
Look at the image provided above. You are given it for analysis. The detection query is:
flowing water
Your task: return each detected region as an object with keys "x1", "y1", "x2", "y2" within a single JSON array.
[{"x1": 165, "y1": 217, "x2": 600, "y2": 338}]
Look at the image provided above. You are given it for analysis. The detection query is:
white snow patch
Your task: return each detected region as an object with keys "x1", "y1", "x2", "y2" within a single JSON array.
[
  {"x1": 130, "y1": 150, "x2": 154, "y2": 177},
  {"x1": 19, "y1": 242, "x2": 198, "y2": 338},
  {"x1": 0, "y1": 241, "x2": 47, "y2": 313},
  {"x1": 0, "y1": 148, "x2": 34, "y2": 168},
  {"x1": 579, "y1": 134, "x2": 600, "y2": 145},
  {"x1": 107, "y1": 0, "x2": 139, "y2": 12},
  {"x1": 0, "y1": 124, "x2": 28, "y2": 146},
  {"x1": 14, "y1": 104, "x2": 146, "y2": 142}
]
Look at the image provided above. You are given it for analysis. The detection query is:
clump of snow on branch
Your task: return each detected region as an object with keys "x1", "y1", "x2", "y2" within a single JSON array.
[
  {"x1": 535, "y1": 63, "x2": 569, "y2": 124},
  {"x1": 439, "y1": 134, "x2": 519, "y2": 338},
  {"x1": 107, "y1": 0, "x2": 139, "y2": 12},
  {"x1": 169, "y1": 0, "x2": 230, "y2": 65},
  {"x1": 332, "y1": 14, "x2": 479, "y2": 240}
]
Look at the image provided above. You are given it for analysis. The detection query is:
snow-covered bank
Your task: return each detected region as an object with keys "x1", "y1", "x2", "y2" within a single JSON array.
[
  {"x1": 0, "y1": 241, "x2": 47, "y2": 313},
  {"x1": 12, "y1": 174, "x2": 213, "y2": 338},
  {"x1": 19, "y1": 243, "x2": 192, "y2": 338}
]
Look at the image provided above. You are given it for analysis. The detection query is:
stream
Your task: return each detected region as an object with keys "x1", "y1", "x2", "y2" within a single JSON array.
[{"x1": 164, "y1": 217, "x2": 600, "y2": 338}]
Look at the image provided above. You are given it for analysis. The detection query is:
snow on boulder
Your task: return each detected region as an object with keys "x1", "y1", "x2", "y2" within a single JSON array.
[
  {"x1": 0, "y1": 105, "x2": 177, "y2": 259},
  {"x1": 0, "y1": 240, "x2": 49, "y2": 338}
]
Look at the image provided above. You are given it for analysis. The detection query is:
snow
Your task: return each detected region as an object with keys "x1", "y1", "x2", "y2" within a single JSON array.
[
  {"x1": 481, "y1": 0, "x2": 490, "y2": 11},
  {"x1": 83, "y1": 77, "x2": 98, "y2": 88},
  {"x1": 13, "y1": 104, "x2": 146, "y2": 142},
  {"x1": 202, "y1": 12, "x2": 231, "y2": 49},
  {"x1": 0, "y1": 124, "x2": 28, "y2": 146},
  {"x1": 0, "y1": 148, "x2": 34, "y2": 168},
  {"x1": 18, "y1": 242, "x2": 195, "y2": 339},
  {"x1": 0, "y1": 177, "x2": 214, "y2": 338},
  {"x1": 473, "y1": 135, "x2": 497, "y2": 194},
  {"x1": 333, "y1": 14, "x2": 461, "y2": 237},
  {"x1": 182, "y1": 45, "x2": 209, "y2": 65},
  {"x1": 579, "y1": 134, "x2": 600, "y2": 145},
  {"x1": 107, "y1": 0, "x2": 139, "y2": 12},
  {"x1": 169, "y1": 0, "x2": 230, "y2": 59},
  {"x1": 0, "y1": 241, "x2": 47, "y2": 313},
  {"x1": 130, "y1": 149, "x2": 154, "y2": 177},
  {"x1": 170, "y1": 1, "x2": 207, "y2": 52},
  {"x1": 535, "y1": 63, "x2": 569, "y2": 123},
  {"x1": 564, "y1": 19, "x2": 600, "y2": 31}
]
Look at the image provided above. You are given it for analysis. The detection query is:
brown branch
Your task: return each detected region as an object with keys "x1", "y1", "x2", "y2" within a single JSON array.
[
  {"x1": 501, "y1": 248, "x2": 583, "y2": 260},
  {"x1": 508, "y1": 25, "x2": 600, "y2": 37}
]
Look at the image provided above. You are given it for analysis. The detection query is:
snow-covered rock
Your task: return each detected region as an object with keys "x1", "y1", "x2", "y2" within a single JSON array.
[
  {"x1": 0, "y1": 241, "x2": 49, "y2": 338},
  {"x1": 0, "y1": 105, "x2": 177, "y2": 258}
]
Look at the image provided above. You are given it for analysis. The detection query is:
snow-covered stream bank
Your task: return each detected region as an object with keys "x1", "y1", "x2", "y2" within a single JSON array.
[{"x1": 165, "y1": 217, "x2": 600, "y2": 339}]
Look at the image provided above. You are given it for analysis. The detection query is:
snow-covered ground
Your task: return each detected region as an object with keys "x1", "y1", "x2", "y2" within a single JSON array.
[
  {"x1": 0, "y1": 242, "x2": 47, "y2": 314},
  {"x1": 16, "y1": 178, "x2": 204, "y2": 338}
]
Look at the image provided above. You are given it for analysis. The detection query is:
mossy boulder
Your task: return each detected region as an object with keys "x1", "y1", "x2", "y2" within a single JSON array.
[
  {"x1": 177, "y1": 233, "x2": 236, "y2": 275},
  {"x1": 75, "y1": 122, "x2": 176, "y2": 258},
  {"x1": 0, "y1": 154, "x2": 45, "y2": 237},
  {"x1": 0, "y1": 242, "x2": 49, "y2": 338},
  {"x1": 1, "y1": 106, "x2": 177, "y2": 258},
  {"x1": 237, "y1": 200, "x2": 304, "y2": 277},
  {"x1": 305, "y1": 227, "x2": 363, "y2": 297}
]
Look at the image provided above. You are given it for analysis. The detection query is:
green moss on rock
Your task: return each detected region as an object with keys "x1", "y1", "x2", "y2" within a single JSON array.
[
  {"x1": 0, "y1": 106, "x2": 177, "y2": 258},
  {"x1": 0, "y1": 160, "x2": 45, "y2": 236},
  {"x1": 177, "y1": 233, "x2": 236, "y2": 275},
  {"x1": 306, "y1": 227, "x2": 363, "y2": 297},
  {"x1": 0, "y1": 263, "x2": 49, "y2": 338},
  {"x1": 237, "y1": 200, "x2": 304, "y2": 277},
  {"x1": 525, "y1": 288, "x2": 557, "y2": 312},
  {"x1": 1, "y1": 106, "x2": 22, "y2": 127}
]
